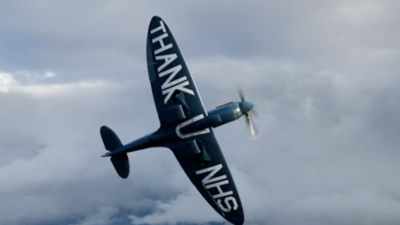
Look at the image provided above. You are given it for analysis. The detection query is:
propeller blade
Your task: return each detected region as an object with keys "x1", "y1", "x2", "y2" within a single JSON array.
[
  {"x1": 238, "y1": 88, "x2": 245, "y2": 102},
  {"x1": 248, "y1": 117, "x2": 260, "y2": 140},
  {"x1": 244, "y1": 114, "x2": 260, "y2": 140},
  {"x1": 238, "y1": 88, "x2": 260, "y2": 140}
]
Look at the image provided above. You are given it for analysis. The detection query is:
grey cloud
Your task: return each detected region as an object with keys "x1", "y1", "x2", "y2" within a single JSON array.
[{"x1": 1, "y1": 0, "x2": 400, "y2": 225}]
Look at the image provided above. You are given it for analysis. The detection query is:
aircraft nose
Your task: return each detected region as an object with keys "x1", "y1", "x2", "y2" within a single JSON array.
[{"x1": 240, "y1": 101, "x2": 254, "y2": 114}]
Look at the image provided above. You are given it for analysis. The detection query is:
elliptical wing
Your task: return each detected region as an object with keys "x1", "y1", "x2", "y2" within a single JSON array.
[
  {"x1": 147, "y1": 16, "x2": 207, "y2": 126},
  {"x1": 167, "y1": 130, "x2": 244, "y2": 225}
]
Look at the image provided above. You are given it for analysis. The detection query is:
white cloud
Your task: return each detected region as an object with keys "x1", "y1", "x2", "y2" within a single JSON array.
[
  {"x1": 0, "y1": 70, "x2": 110, "y2": 97},
  {"x1": 70, "y1": 207, "x2": 119, "y2": 225},
  {"x1": 0, "y1": 71, "x2": 18, "y2": 92},
  {"x1": 129, "y1": 191, "x2": 222, "y2": 225}
]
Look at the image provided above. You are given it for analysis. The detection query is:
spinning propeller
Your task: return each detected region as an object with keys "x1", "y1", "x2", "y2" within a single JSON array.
[{"x1": 238, "y1": 89, "x2": 260, "y2": 140}]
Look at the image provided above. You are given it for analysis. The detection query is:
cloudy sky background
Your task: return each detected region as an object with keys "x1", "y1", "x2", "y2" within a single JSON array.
[{"x1": 1, "y1": 0, "x2": 400, "y2": 224}]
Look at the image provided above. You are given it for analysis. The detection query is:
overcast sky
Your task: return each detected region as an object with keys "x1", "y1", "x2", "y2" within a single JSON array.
[{"x1": 1, "y1": 1, "x2": 400, "y2": 225}]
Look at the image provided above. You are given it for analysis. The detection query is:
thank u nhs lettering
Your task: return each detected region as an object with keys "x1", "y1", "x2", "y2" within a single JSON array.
[
  {"x1": 150, "y1": 20, "x2": 194, "y2": 104},
  {"x1": 196, "y1": 164, "x2": 239, "y2": 212}
]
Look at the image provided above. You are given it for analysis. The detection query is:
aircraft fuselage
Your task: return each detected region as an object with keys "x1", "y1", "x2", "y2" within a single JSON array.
[{"x1": 113, "y1": 102, "x2": 245, "y2": 155}]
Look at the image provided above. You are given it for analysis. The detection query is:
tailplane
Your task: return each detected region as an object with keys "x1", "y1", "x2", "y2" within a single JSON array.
[
  {"x1": 100, "y1": 126, "x2": 130, "y2": 179},
  {"x1": 100, "y1": 126, "x2": 122, "y2": 150}
]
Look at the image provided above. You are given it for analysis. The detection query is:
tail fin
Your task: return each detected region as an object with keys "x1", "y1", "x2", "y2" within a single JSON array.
[{"x1": 100, "y1": 126, "x2": 130, "y2": 179}]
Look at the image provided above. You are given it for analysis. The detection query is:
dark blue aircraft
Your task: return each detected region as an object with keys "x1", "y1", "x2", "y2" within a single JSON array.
[{"x1": 100, "y1": 16, "x2": 258, "y2": 225}]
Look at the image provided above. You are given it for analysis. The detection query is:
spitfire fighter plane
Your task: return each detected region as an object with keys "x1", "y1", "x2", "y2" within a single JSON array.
[{"x1": 100, "y1": 16, "x2": 258, "y2": 225}]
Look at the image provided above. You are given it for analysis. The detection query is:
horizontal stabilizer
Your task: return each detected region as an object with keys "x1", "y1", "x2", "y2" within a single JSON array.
[
  {"x1": 100, "y1": 125, "x2": 130, "y2": 179},
  {"x1": 100, "y1": 126, "x2": 122, "y2": 151},
  {"x1": 111, "y1": 153, "x2": 130, "y2": 179}
]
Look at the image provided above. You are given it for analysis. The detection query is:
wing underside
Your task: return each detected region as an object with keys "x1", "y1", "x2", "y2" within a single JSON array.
[
  {"x1": 146, "y1": 16, "x2": 207, "y2": 126},
  {"x1": 167, "y1": 129, "x2": 244, "y2": 225},
  {"x1": 147, "y1": 16, "x2": 244, "y2": 225}
]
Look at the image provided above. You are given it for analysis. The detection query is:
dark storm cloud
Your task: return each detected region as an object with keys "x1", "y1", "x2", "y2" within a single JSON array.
[{"x1": 0, "y1": 1, "x2": 400, "y2": 225}]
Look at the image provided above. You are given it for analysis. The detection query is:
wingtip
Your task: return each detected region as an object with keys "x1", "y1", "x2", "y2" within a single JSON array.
[
  {"x1": 225, "y1": 207, "x2": 245, "y2": 225},
  {"x1": 229, "y1": 216, "x2": 245, "y2": 225},
  {"x1": 100, "y1": 125, "x2": 110, "y2": 133},
  {"x1": 150, "y1": 15, "x2": 163, "y2": 23},
  {"x1": 148, "y1": 16, "x2": 166, "y2": 33}
]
